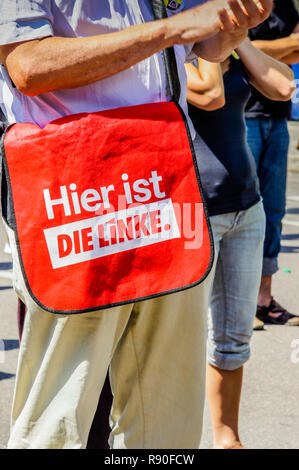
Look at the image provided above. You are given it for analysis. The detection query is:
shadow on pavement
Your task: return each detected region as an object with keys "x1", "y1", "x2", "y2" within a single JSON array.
[
  {"x1": 0, "y1": 372, "x2": 15, "y2": 381},
  {"x1": 281, "y1": 233, "x2": 299, "y2": 240},
  {"x1": 2, "y1": 340, "x2": 19, "y2": 351},
  {"x1": 0, "y1": 262, "x2": 12, "y2": 270},
  {"x1": 286, "y1": 207, "x2": 299, "y2": 215},
  {"x1": 280, "y1": 245, "x2": 299, "y2": 253}
]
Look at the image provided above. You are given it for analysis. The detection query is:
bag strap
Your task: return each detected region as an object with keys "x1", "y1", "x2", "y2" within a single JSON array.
[
  {"x1": 150, "y1": 0, "x2": 181, "y2": 103},
  {"x1": 0, "y1": 107, "x2": 7, "y2": 130},
  {"x1": 0, "y1": 107, "x2": 11, "y2": 225}
]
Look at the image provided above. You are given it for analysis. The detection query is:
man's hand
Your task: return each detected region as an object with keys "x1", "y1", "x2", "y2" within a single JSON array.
[
  {"x1": 170, "y1": 0, "x2": 272, "y2": 44},
  {"x1": 222, "y1": 0, "x2": 273, "y2": 30},
  {"x1": 192, "y1": 0, "x2": 273, "y2": 62}
]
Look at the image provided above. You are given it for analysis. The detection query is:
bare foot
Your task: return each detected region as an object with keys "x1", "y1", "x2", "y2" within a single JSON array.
[{"x1": 214, "y1": 439, "x2": 246, "y2": 449}]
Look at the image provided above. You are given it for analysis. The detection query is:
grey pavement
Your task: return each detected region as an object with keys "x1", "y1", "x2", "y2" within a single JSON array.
[{"x1": 0, "y1": 123, "x2": 299, "y2": 449}]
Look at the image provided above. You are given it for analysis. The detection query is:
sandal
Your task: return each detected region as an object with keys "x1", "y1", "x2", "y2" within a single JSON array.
[
  {"x1": 253, "y1": 316, "x2": 265, "y2": 330},
  {"x1": 256, "y1": 299, "x2": 299, "y2": 326}
]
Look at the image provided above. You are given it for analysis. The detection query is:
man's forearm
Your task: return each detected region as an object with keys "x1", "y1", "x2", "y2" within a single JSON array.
[
  {"x1": 251, "y1": 36, "x2": 299, "y2": 61},
  {"x1": 3, "y1": 23, "x2": 175, "y2": 96}
]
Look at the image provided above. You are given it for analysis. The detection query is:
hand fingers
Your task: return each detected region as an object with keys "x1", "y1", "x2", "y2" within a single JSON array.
[
  {"x1": 227, "y1": 0, "x2": 272, "y2": 29},
  {"x1": 218, "y1": 8, "x2": 237, "y2": 32},
  {"x1": 239, "y1": 0, "x2": 262, "y2": 17},
  {"x1": 256, "y1": 0, "x2": 273, "y2": 16},
  {"x1": 241, "y1": 0, "x2": 273, "y2": 23},
  {"x1": 228, "y1": 0, "x2": 253, "y2": 28}
]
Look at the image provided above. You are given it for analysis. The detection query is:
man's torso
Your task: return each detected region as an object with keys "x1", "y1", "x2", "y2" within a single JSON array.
[{"x1": 0, "y1": 0, "x2": 197, "y2": 131}]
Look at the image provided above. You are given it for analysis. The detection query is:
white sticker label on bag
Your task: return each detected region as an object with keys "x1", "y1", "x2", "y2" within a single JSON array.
[{"x1": 44, "y1": 198, "x2": 180, "y2": 269}]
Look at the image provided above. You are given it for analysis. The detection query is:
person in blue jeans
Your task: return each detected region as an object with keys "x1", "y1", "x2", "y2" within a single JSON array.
[
  {"x1": 246, "y1": 0, "x2": 299, "y2": 327},
  {"x1": 186, "y1": 37, "x2": 294, "y2": 448}
]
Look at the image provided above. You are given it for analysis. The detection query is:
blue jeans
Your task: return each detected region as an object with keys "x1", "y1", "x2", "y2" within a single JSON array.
[
  {"x1": 246, "y1": 118, "x2": 290, "y2": 276},
  {"x1": 207, "y1": 201, "x2": 265, "y2": 371}
]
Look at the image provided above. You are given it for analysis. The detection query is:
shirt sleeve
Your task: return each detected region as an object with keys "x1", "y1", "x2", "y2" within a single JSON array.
[
  {"x1": 184, "y1": 43, "x2": 197, "y2": 63},
  {"x1": 0, "y1": 0, "x2": 53, "y2": 46},
  {"x1": 289, "y1": 0, "x2": 299, "y2": 31}
]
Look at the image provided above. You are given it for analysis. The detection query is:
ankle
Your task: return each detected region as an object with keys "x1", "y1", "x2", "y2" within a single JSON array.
[
  {"x1": 213, "y1": 426, "x2": 244, "y2": 449},
  {"x1": 258, "y1": 276, "x2": 272, "y2": 307},
  {"x1": 213, "y1": 435, "x2": 245, "y2": 449},
  {"x1": 258, "y1": 295, "x2": 272, "y2": 308},
  {"x1": 214, "y1": 439, "x2": 246, "y2": 449}
]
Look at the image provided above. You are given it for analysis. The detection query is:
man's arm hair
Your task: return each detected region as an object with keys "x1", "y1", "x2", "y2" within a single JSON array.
[
  {"x1": 0, "y1": 0, "x2": 273, "y2": 96},
  {"x1": 0, "y1": 25, "x2": 177, "y2": 96}
]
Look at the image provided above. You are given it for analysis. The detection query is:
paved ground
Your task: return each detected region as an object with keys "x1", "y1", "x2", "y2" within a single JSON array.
[{"x1": 0, "y1": 123, "x2": 298, "y2": 449}]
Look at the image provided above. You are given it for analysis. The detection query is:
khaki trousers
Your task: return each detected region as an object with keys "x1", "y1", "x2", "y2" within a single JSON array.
[{"x1": 5, "y1": 222, "x2": 209, "y2": 449}]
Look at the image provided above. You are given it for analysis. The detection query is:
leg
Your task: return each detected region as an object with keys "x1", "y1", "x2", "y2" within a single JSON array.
[
  {"x1": 257, "y1": 274, "x2": 272, "y2": 307},
  {"x1": 109, "y1": 281, "x2": 211, "y2": 449},
  {"x1": 207, "y1": 201, "x2": 265, "y2": 448},
  {"x1": 246, "y1": 118, "x2": 293, "y2": 323},
  {"x1": 5, "y1": 222, "x2": 134, "y2": 449},
  {"x1": 245, "y1": 118, "x2": 265, "y2": 174},
  {"x1": 9, "y1": 302, "x2": 134, "y2": 449},
  {"x1": 257, "y1": 119, "x2": 289, "y2": 299},
  {"x1": 245, "y1": 118, "x2": 268, "y2": 329},
  {"x1": 205, "y1": 217, "x2": 244, "y2": 448},
  {"x1": 253, "y1": 120, "x2": 296, "y2": 323},
  {"x1": 5, "y1": 217, "x2": 212, "y2": 449},
  {"x1": 206, "y1": 364, "x2": 244, "y2": 449},
  {"x1": 86, "y1": 372, "x2": 112, "y2": 449},
  {"x1": 17, "y1": 299, "x2": 26, "y2": 341}
]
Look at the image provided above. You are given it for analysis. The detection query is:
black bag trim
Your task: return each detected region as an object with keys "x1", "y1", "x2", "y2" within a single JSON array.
[
  {"x1": 0, "y1": 0, "x2": 214, "y2": 314},
  {"x1": 0, "y1": 119, "x2": 15, "y2": 228},
  {"x1": 0, "y1": 103, "x2": 214, "y2": 315},
  {"x1": 150, "y1": 0, "x2": 181, "y2": 103}
]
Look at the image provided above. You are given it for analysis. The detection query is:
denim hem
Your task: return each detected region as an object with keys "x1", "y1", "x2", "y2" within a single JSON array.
[
  {"x1": 207, "y1": 354, "x2": 250, "y2": 371},
  {"x1": 262, "y1": 257, "x2": 279, "y2": 277}
]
